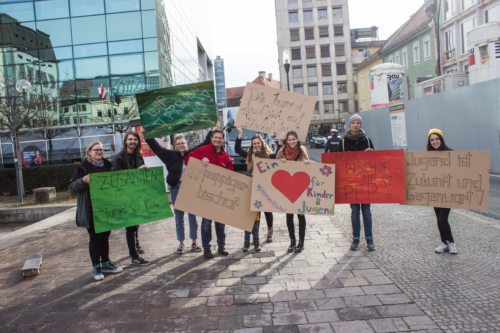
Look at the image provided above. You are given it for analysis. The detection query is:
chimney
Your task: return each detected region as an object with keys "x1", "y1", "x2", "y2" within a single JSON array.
[
  {"x1": 259, "y1": 71, "x2": 266, "y2": 79},
  {"x1": 267, "y1": 73, "x2": 273, "y2": 81}
]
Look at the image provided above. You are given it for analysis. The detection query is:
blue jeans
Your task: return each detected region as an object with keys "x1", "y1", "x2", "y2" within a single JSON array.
[
  {"x1": 350, "y1": 204, "x2": 373, "y2": 241},
  {"x1": 201, "y1": 218, "x2": 225, "y2": 248},
  {"x1": 244, "y1": 214, "x2": 260, "y2": 245},
  {"x1": 170, "y1": 183, "x2": 198, "y2": 242}
]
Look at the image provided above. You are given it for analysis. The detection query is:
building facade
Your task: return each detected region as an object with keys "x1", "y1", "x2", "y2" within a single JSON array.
[
  {"x1": 355, "y1": 52, "x2": 383, "y2": 112},
  {"x1": 0, "y1": 0, "x2": 212, "y2": 167},
  {"x1": 275, "y1": 0, "x2": 355, "y2": 137},
  {"x1": 439, "y1": 0, "x2": 500, "y2": 74},
  {"x1": 214, "y1": 56, "x2": 227, "y2": 110}
]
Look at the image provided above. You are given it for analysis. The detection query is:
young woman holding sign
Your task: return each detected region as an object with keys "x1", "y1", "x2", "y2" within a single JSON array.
[
  {"x1": 69, "y1": 141, "x2": 123, "y2": 281},
  {"x1": 342, "y1": 114, "x2": 376, "y2": 252},
  {"x1": 235, "y1": 126, "x2": 279, "y2": 251},
  {"x1": 277, "y1": 130, "x2": 310, "y2": 253},
  {"x1": 427, "y1": 129, "x2": 458, "y2": 254}
]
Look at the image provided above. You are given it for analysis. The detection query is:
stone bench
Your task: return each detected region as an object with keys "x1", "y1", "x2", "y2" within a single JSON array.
[{"x1": 33, "y1": 187, "x2": 56, "y2": 203}]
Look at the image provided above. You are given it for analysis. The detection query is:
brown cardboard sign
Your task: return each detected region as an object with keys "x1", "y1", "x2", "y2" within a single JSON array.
[
  {"x1": 405, "y1": 151, "x2": 490, "y2": 210},
  {"x1": 174, "y1": 158, "x2": 256, "y2": 232},
  {"x1": 236, "y1": 83, "x2": 317, "y2": 141},
  {"x1": 251, "y1": 158, "x2": 335, "y2": 215}
]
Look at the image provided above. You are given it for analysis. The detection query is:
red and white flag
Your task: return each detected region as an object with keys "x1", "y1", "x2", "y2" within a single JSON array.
[{"x1": 98, "y1": 84, "x2": 107, "y2": 100}]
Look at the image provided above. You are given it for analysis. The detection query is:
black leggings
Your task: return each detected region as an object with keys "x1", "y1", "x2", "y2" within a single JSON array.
[
  {"x1": 434, "y1": 208, "x2": 454, "y2": 243},
  {"x1": 126, "y1": 225, "x2": 139, "y2": 259},
  {"x1": 286, "y1": 214, "x2": 306, "y2": 242},
  {"x1": 264, "y1": 212, "x2": 273, "y2": 228},
  {"x1": 87, "y1": 223, "x2": 111, "y2": 266}
]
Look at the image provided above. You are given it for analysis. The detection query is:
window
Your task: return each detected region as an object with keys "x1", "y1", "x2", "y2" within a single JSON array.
[
  {"x1": 81, "y1": 105, "x2": 87, "y2": 112},
  {"x1": 319, "y1": 26, "x2": 329, "y2": 38},
  {"x1": 288, "y1": 0, "x2": 297, "y2": 3},
  {"x1": 290, "y1": 29, "x2": 300, "y2": 41},
  {"x1": 423, "y1": 38, "x2": 431, "y2": 59},
  {"x1": 486, "y1": 4, "x2": 500, "y2": 23},
  {"x1": 402, "y1": 49, "x2": 408, "y2": 66},
  {"x1": 306, "y1": 46, "x2": 316, "y2": 59},
  {"x1": 335, "y1": 44, "x2": 345, "y2": 56},
  {"x1": 445, "y1": 28, "x2": 455, "y2": 59},
  {"x1": 337, "y1": 82, "x2": 347, "y2": 94},
  {"x1": 291, "y1": 48, "x2": 301, "y2": 60},
  {"x1": 307, "y1": 65, "x2": 317, "y2": 77},
  {"x1": 318, "y1": 8, "x2": 328, "y2": 20},
  {"x1": 303, "y1": 10, "x2": 313, "y2": 22},
  {"x1": 462, "y1": 0, "x2": 477, "y2": 11},
  {"x1": 289, "y1": 11, "x2": 299, "y2": 23},
  {"x1": 461, "y1": 17, "x2": 476, "y2": 54},
  {"x1": 292, "y1": 66, "x2": 303, "y2": 78},
  {"x1": 413, "y1": 41, "x2": 420, "y2": 63},
  {"x1": 304, "y1": 28, "x2": 314, "y2": 40},
  {"x1": 445, "y1": 0, "x2": 455, "y2": 20},
  {"x1": 70, "y1": 0, "x2": 104, "y2": 16},
  {"x1": 308, "y1": 84, "x2": 318, "y2": 96},
  {"x1": 322, "y1": 63, "x2": 331, "y2": 76},
  {"x1": 320, "y1": 45, "x2": 330, "y2": 58},
  {"x1": 336, "y1": 63, "x2": 346, "y2": 75},
  {"x1": 97, "y1": 111, "x2": 103, "y2": 117},
  {"x1": 332, "y1": 7, "x2": 342, "y2": 18},
  {"x1": 324, "y1": 101, "x2": 334, "y2": 113},
  {"x1": 124, "y1": 107, "x2": 130, "y2": 115},
  {"x1": 338, "y1": 100, "x2": 348, "y2": 112},
  {"x1": 106, "y1": 12, "x2": 142, "y2": 41},
  {"x1": 64, "y1": 107, "x2": 69, "y2": 113},
  {"x1": 106, "y1": 0, "x2": 140, "y2": 13},
  {"x1": 323, "y1": 82, "x2": 333, "y2": 95},
  {"x1": 395, "y1": 53, "x2": 400, "y2": 64},
  {"x1": 294, "y1": 85, "x2": 304, "y2": 94},
  {"x1": 334, "y1": 25, "x2": 344, "y2": 36},
  {"x1": 388, "y1": 56, "x2": 393, "y2": 63}
]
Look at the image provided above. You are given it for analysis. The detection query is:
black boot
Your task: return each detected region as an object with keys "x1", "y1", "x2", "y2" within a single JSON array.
[
  {"x1": 203, "y1": 247, "x2": 213, "y2": 259},
  {"x1": 243, "y1": 240, "x2": 250, "y2": 252},
  {"x1": 295, "y1": 240, "x2": 304, "y2": 253},
  {"x1": 218, "y1": 246, "x2": 229, "y2": 256},
  {"x1": 288, "y1": 238, "x2": 296, "y2": 253}
]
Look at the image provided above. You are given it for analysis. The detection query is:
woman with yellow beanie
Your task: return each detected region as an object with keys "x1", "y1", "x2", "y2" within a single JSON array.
[{"x1": 427, "y1": 128, "x2": 458, "y2": 254}]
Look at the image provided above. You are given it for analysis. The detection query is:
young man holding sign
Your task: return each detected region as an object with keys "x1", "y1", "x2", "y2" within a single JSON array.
[
  {"x1": 187, "y1": 129, "x2": 234, "y2": 259},
  {"x1": 112, "y1": 131, "x2": 150, "y2": 266}
]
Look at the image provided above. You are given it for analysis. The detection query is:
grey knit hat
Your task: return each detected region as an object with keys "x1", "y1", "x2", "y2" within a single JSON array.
[{"x1": 349, "y1": 114, "x2": 363, "y2": 126}]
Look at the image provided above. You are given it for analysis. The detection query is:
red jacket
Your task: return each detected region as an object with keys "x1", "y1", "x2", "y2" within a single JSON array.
[{"x1": 187, "y1": 144, "x2": 234, "y2": 170}]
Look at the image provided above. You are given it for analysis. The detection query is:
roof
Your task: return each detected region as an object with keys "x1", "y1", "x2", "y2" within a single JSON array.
[
  {"x1": 354, "y1": 51, "x2": 383, "y2": 72},
  {"x1": 225, "y1": 86, "x2": 245, "y2": 100},
  {"x1": 380, "y1": 4, "x2": 432, "y2": 55},
  {"x1": 251, "y1": 76, "x2": 280, "y2": 89}
]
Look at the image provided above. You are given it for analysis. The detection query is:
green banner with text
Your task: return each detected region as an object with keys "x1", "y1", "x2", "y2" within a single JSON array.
[
  {"x1": 136, "y1": 80, "x2": 217, "y2": 139},
  {"x1": 90, "y1": 167, "x2": 173, "y2": 233}
]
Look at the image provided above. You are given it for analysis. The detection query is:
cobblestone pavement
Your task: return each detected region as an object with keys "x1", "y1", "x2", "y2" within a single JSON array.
[
  {"x1": 0, "y1": 207, "x2": 448, "y2": 333},
  {"x1": 335, "y1": 204, "x2": 500, "y2": 333}
]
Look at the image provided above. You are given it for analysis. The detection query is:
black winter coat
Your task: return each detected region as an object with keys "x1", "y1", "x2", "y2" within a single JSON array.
[
  {"x1": 325, "y1": 136, "x2": 342, "y2": 153},
  {"x1": 112, "y1": 151, "x2": 144, "y2": 170},
  {"x1": 69, "y1": 158, "x2": 113, "y2": 228},
  {"x1": 341, "y1": 131, "x2": 374, "y2": 152}
]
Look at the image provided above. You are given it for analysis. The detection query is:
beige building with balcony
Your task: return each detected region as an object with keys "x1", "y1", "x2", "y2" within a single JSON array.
[{"x1": 275, "y1": 0, "x2": 355, "y2": 136}]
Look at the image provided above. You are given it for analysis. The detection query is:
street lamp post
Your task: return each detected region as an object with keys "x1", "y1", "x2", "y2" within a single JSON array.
[
  {"x1": 1, "y1": 79, "x2": 31, "y2": 204},
  {"x1": 282, "y1": 49, "x2": 291, "y2": 91}
]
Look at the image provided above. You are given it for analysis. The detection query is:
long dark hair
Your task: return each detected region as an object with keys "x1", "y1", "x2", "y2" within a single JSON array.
[
  {"x1": 284, "y1": 130, "x2": 306, "y2": 160},
  {"x1": 121, "y1": 131, "x2": 142, "y2": 154},
  {"x1": 427, "y1": 133, "x2": 451, "y2": 151}
]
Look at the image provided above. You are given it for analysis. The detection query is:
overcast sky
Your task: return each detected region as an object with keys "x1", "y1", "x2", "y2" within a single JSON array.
[{"x1": 208, "y1": 0, "x2": 424, "y2": 88}]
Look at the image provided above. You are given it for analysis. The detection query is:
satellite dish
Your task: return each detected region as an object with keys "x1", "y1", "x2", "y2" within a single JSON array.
[{"x1": 15, "y1": 79, "x2": 31, "y2": 93}]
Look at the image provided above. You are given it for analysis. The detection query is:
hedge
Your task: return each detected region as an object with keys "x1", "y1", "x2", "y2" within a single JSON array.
[{"x1": 0, "y1": 163, "x2": 77, "y2": 195}]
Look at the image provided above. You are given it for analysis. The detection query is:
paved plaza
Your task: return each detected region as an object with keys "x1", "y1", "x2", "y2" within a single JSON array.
[{"x1": 0, "y1": 203, "x2": 499, "y2": 332}]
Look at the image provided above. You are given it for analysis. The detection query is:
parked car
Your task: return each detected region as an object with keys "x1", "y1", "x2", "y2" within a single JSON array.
[{"x1": 309, "y1": 136, "x2": 327, "y2": 148}]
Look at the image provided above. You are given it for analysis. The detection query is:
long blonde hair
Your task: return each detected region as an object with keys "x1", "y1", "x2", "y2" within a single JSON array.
[{"x1": 247, "y1": 134, "x2": 273, "y2": 164}]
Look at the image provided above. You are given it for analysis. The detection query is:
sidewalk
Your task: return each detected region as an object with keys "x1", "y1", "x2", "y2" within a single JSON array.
[{"x1": 0, "y1": 203, "x2": 498, "y2": 332}]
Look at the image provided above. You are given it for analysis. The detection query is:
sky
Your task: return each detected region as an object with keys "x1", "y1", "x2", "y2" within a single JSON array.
[{"x1": 208, "y1": 0, "x2": 424, "y2": 88}]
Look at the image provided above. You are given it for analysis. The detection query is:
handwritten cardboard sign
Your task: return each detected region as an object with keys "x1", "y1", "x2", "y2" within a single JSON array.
[
  {"x1": 251, "y1": 158, "x2": 335, "y2": 215},
  {"x1": 236, "y1": 83, "x2": 317, "y2": 141},
  {"x1": 405, "y1": 151, "x2": 489, "y2": 210},
  {"x1": 322, "y1": 150, "x2": 405, "y2": 204},
  {"x1": 136, "y1": 81, "x2": 217, "y2": 139},
  {"x1": 174, "y1": 158, "x2": 256, "y2": 232},
  {"x1": 90, "y1": 167, "x2": 173, "y2": 233}
]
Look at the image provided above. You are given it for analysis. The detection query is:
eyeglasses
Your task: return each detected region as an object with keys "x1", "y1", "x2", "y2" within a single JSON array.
[{"x1": 92, "y1": 149, "x2": 104, "y2": 152}]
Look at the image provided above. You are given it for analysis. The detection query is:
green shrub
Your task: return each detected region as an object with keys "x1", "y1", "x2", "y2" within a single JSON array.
[{"x1": 0, "y1": 164, "x2": 77, "y2": 195}]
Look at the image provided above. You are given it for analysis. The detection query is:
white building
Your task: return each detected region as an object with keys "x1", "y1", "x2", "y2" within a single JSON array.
[
  {"x1": 440, "y1": 0, "x2": 500, "y2": 74},
  {"x1": 274, "y1": 0, "x2": 355, "y2": 136}
]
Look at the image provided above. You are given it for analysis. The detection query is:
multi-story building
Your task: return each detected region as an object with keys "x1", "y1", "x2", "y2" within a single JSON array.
[
  {"x1": 379, "y1": 5, "x2": 435, "y2": 99},
  {"x1": 214, "y1": 56, "x2": 227, "y2": 111},
  {"x1": 439, "y1": 0, "x2": 500, "y2": 74},
  {"x1": 0, "y1": 0, "x2": 213, "y2": 166},
  {"x1": 275, "y1": 0, "x2": 355, "y2": 136},
  {"x1": 354, "y1": 52, "x2": 383, "y2": 112}
]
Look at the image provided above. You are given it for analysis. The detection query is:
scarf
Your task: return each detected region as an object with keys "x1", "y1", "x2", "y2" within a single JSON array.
[
  {"x1": 284, "y1": 145, "x2": 300, "y2": 161},
  {"x1": 344, "y1": 129, "x2": 366, "y2": 142}
]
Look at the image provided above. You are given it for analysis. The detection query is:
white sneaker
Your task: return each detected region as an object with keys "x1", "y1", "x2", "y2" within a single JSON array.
[
  {"x1": 434, "y1": 242, "x2": 448, "y2": 253},
  {"x1": 448, "y1": 242, "x2": 458, "y2": 254}
]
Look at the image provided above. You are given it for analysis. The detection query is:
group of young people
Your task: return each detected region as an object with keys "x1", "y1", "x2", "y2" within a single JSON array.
[{"x1": 70, "y1": 114, "x2": 457, "y2": 281}]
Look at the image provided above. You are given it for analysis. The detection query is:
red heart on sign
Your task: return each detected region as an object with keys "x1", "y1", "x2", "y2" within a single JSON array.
[{"x1": 271, "y1": 170, "x2": 310, "y2": 203}]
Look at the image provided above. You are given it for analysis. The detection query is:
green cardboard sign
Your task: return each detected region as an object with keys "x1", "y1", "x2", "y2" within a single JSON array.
[
  {"x1": 90, "y1": 167, "x2": 173, "y2": 233},
  {"x1": 136, "y1": 81, "x2": 217, "y2": 139}
]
